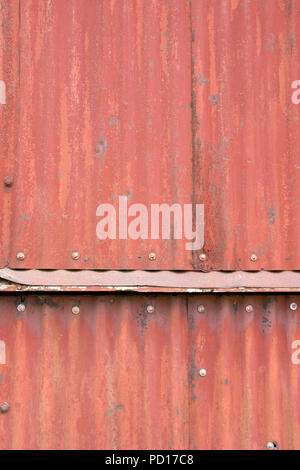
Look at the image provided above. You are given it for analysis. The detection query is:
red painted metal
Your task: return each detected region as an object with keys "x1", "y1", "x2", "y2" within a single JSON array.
[
  {"x1": 191, "y1": 0, "x2": 300, "y2": 271},
  {"x1": 1, "y1": 0, "x2": 299, "y2": 270},
  {"x1": 0, "y1": 294, "x2": 189, "y2": 450},
  {"x1": 188, "y1": 293, "x2": 300, "y2": 450},
  {"x1": 0, "y1": 293, "x2": 299, "y2": 449}
]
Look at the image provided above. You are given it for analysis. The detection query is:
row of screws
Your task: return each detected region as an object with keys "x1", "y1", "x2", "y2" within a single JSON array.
[
  {"x1": 16, "y1": 304, "x2": 81, "y2": 315},
  {"x1": 15, "y1": 251, "x2": 261, "y2": 262},
  {"x1": 16, "y1": 251, "x2": 81, "y2": 261},
  {"x1": 198, "y1": 303, "x2": 297, "y2": 313},
  {"x1": 16, "y1": 305, "x2": 158, "y2": 315},
  {"x1": 15, "y1": 303, "x2": 299, "y2": 314}
]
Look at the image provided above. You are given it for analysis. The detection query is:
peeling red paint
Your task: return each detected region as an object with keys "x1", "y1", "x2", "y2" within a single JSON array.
[
  {"x1": 0, "y1": 293, "x2": 299, "y2": 449},
  {"x1": 0, "y1": 0, "x2": 299, "y2": 270}
]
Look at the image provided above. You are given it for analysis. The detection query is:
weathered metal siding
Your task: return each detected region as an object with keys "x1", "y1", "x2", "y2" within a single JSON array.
[
  {"x1": 0, "y1": 0, "x2": 19, "y2": 268},
  {"x1": 1, "y1": 0, "x2": 299, "y2": 270},
  {"x1": 0, "y1": 294, "x2": 189, "y2": 450},
  {"x1": 188, "y1": 294, "x2": 300, "y2": 450},
  {"x1": 0, "y1": 293, "x2": 300, "y2": 450},
  {"x1": 191, "y1": 0, "x2": 300, "y2": 271},
  {"x1": 3, "y1": 0, "x2": 193, "y2": 270}
]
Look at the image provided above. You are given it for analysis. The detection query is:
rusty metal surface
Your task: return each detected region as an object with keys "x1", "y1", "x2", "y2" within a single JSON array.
[
  {"x1": 0, "y1": 294, "x2": 189, "y2": 450},
  {"x1": 0, "y1": 0, "x2": 299, "y2": 270},
  {"x1": 0, "y1": 293, "x2": 299, "y2": 449},
  {"x1": 188, "y1": 293, "x2": 300, "y2": 450},
  {"x1": 190, "y1": 0, "x2": 300, "y2": 272}
]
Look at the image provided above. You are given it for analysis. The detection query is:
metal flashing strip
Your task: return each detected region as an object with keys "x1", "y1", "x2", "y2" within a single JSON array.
[{"x1": 0, "y1": 269, "x2": 300, "y2": 293}]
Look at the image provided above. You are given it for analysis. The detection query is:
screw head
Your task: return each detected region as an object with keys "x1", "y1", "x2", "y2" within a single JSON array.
[
  {"x1": 290, "y1": 302, "x2": 298, "y2": 311},
  {"x1": 148, "y1": 252, "x2": 156, "y2": 261},
  {"x1": 16, "y1": 252, "x2": 25, "y2": 261},
  {"x1": 245, "y1": 305, "x2": 253, "y2": 313},
  {"x1": 71, "y1": 251, "x2": 80, "y2": 260},
  {"x1": 0, "y1": 402, "x2": 9, "y2": 413},
  {"x1": 199, "y1": 253, "x2": 207, "y2": 262},
  {"x1": 17, "y1": 303, "x2": 26, "y2": 313},
  {"x1": 146, "y1": 305, "x2": 155, "y2": 314},
  {"x1": 250, "y1": 253, "x2": 258, "y2": 262},
  {"x1": 266, "y1": 441, "x2": 277, "y2": 450},
  {"x1": 199, "y1": 368, "x2": 207, "y2": 377},
  {"x1": 72, "y1": 306, "x2": 80, "y2": 315},
  {"x1": 197, "y1": 305, "x2": 205, "y2": 313},
  {"x1": 4, "y1": 176, "x2": 14, "y2": 187}
]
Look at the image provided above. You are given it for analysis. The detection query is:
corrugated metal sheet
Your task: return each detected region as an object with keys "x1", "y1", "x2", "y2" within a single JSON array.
[
  {"x1": 0, "y1": 293, "x2": 300, "y2": 450},
  {"x1": 0, "y1": 294, "x2": 189, "y2": 450},
  {"x1": 1, "y1": 0, "x2": 299, "y2": 270},
  {"x1": 188, "y1": 293, "x2": 300, "y2": 450},
  {"x1": 191, "y1": 0, "x2": 300, "y2": 271}
]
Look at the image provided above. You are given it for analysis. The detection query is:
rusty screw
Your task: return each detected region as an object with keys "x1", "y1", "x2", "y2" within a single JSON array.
[
  {"x1": 148, "y1": 252, "x2": 156, "y2": 261},
  {"x1": 290, "y1": 302, "x2": 298, "y2": 311},
  {"x1": 0, "y1": 402, "x2": 9, "y2": 413},
  {"x1": 146, "y1": 305, "x2": 155, "y2": 314},
  {"x1": 71, "y1": 251, "x2": 80, "y2": 260},
  {"x1": 197, "y1": 305, "x2": 205, "y2": 313},
  {"x1": 16, "y1": 252, "x2": 25, "y2": 261},
  {"x1": 17, "y1": 303, "x2": 26, "y2": 313},
  {"x1": 199, "y1": 369, "x2": 207, "y2": 377},
  {"x1": 4, "y1": 176, "x2": 14, "y2": 187},
  {"x1": 250, "y1": 253, "x2": 258, "y2": 262},
  {"x1": 245, "y1": 305, "x2": 253, "y2": 313},
  {"x1": 72, "y1": 306, "x2": 80, "y2": 315},
  {"x1": 199, "y1": 253, "x2": 207, "y2": 262}
]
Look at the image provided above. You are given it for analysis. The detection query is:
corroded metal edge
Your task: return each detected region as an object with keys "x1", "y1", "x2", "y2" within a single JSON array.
[{"x1": 0, "y1": 268, "x2": 300, "y2": 293}]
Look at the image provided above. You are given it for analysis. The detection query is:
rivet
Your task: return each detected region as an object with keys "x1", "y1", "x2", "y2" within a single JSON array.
[
  {"x1": 16, "y1": 252, "x2": 25, "y2": 261},
  {"x1": 4, "y1": 176, "x2": 14, "y2": 187},
  {"x1": 17, "y1": 303, "x2": 26, "y2": 313},
  {"x1": 197, "y1": 305, "x2": 205, "y2": 313},
  {"x1": 199, "y1": 253, "x2": 207, "y2": 262},
  {"x1": 72, "y1": 305, "x2": 80, "y2": 315},
  {"x1": 71, "y1": 251, "x2": 80, "y2": 260},
  {"x1": 290, "y1": 302, "x2": 298, "y2": 311},
  {"x1": 199, "y1": 369, "x2": 207, "y2": 377},
  {"x1": 250, "y1": 253, "x2": 258, "y2": 262},
  {"x1": 266, "y1": 441, "x2": 277, "y2": 450},
  {"x1": 0, "y1": 402, "x2": 9, "y2": 413},
  {"x1": 245, "y1": 305, "x2": 253, "y2": 313},
  {"x1": 148, "y1": 252, "x2": 156, "y2": 261},
  {"x1": 146, "y1": 305, "x2": 155, "y2": 314}
]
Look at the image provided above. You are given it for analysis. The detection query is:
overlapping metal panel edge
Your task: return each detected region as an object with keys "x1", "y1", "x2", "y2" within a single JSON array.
[
  {"x1": 0, "y1": 0, "x2": 299, "y2": 271},
  {"x1": 0, "y1": 292, "x2": 299, "y2": 449},
  {"x1": 1, "y1": 268, "x2": 300, "y2": 293}
]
